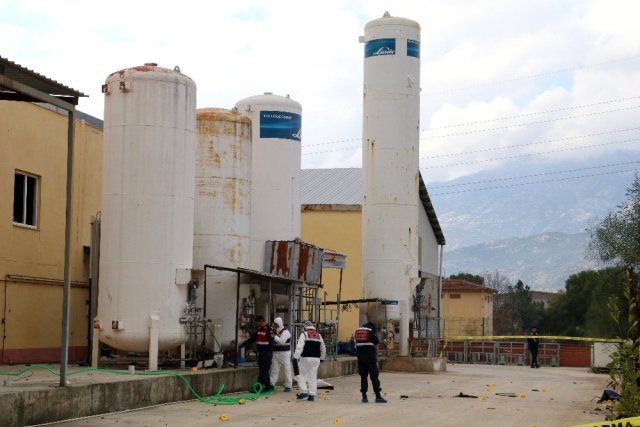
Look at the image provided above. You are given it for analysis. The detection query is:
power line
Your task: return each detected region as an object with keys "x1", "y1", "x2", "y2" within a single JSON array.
[
  {"x1": 427, "y1": 168, "x2": 639, "y2": 196},
  {"x1": 423, "y1": 96, "x2": 640, "y2": 132},
  {"x1": 422, "y1": 54, "x2": 640, "y2": 95},
  {"x1": 302, "y1": 54, "x2": 640, "y2": 115},
  {"x1": 421, "y1": 138, "x2": 640, "y2": 169},
  {"x1": 429, "y1": 161, "x2": 640, "y2": 190},
  {"x1": 302, "y1": 131, "x2": 640, "y2": 159},
  {"x1": 303, "y1": 137, "x2": 360, "y2": 149},
  {"x1": 303, "y1": 144, "x2": 361, "y2": 156},
  {"x1": 423, "y1": 105, "x2": 640, "y2": 140},
  {"x1": 302, "y1": 109, "x2": 640, "y2": 153},
  {"x1": 421, "y1": 127, "x2": 640, "y2": 160}
]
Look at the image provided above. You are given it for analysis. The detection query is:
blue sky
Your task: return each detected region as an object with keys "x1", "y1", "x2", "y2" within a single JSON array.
[{"x1": 1, "y1": 0, "x2": 639, "y2": 182}]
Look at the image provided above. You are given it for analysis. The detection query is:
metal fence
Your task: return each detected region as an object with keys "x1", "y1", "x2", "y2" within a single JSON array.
[{"x1": 409, "y1": 338, "x2": 560, "y2": 367}]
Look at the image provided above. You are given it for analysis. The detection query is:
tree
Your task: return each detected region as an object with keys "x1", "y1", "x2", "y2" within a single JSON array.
[
  {"x1": 589, "y1": 174, "x2": 640, "y2": 271},
  {"x1": 494, "y1": 279, "x2": 545, "y2": 334},
  {"x1": 546, "y1": 268, "x2": 628, "y2": 338},
  {"x1": 589, "y1": 175, "x2": 640, "y2": 339},
  {"x1": 589, "y1": 175, "x2": 640, "y2": 418},
  {"x1": 484, "y1": 270, "x2": 511, "y2": 294},
  {"x1": 449, "y1": 272, "x2": 484, "y2": 285}
]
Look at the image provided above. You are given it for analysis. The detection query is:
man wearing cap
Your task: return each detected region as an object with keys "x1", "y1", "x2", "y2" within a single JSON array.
[
  {"x1": 269, "y1": 317, "x2": 293, "y2": 392},
  {"x1": 239, "y1": 315, "x2": 275, "y2": 392},
  {"x1": 293, "y1": 321, "x2": 326, "y2": 401},
  {"x1": 354, "y1": 321, "x2": 386, "y2": 403}
]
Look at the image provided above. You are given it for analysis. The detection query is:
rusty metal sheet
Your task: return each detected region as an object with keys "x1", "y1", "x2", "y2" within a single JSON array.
[{"x1": 265, "y1": 240, "x2": 323, "y2": 283}]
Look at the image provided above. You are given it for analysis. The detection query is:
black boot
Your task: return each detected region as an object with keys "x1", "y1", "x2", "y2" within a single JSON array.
[
  {"x1": 361, "y1": 392, "x2": 368, "y2": 403},
  {"x1": 375, "y1": 392, "x2": 387, "y2": 403}
]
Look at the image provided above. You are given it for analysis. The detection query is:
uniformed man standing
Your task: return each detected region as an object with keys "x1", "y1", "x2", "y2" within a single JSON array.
[
  {"x1": 239, "y1": 315, "x2": 275, "y2": 392},
  {"x1": 293, "y1": 321, "x2": 326, "y2": 401},
  {"x1": 269, "y1": 316, "x2": 293, "y2": 392},
  {"x1": 355, "y1": 321, "x2": 387, "y2": 403}
]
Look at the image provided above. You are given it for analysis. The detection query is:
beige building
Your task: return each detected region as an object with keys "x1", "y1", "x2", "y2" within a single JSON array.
[
  {"x1": 301, "y1": 168, "x2": 446, "y2": 343},
  {"x1": 441, "y1": 279, "x2": 495, "y2": 337},
  {"x1": 1, "y1": 79, "x2": 103, "y2": 365}
]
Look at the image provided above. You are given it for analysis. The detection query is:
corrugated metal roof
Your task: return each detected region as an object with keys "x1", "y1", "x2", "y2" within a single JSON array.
[
  {"x1": 301, "y1": 168, "x2": 362, "y2": 205},
  {"x1": 300, "y1": 168, "x2": 445, "y2": 245},
  {"x1": 0, "y1": 56, "x2": 87, "y2": 107}
]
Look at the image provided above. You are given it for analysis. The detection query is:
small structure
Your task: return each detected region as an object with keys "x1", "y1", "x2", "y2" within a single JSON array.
[{"x1": 441, "y1": 279, "x2": 495, "y2": 337}]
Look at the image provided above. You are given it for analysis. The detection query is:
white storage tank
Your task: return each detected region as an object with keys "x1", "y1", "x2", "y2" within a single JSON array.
[
  {"x1": 234, "y1": 93, "x2": 302, "y2": 271},
  {"x1": 194, "y1": 108, "x2": 251, "y2": 347},
  {"x1": 97, "y1": 63, "x2": 196, "y2": 352},
  {"x1": 361, "y1": 13, "x2": 421, "y2": 308}
]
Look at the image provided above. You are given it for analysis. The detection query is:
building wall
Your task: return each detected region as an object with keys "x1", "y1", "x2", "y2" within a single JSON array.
[
  {"x1": 441, "y1": 289, "x2": 494, "y2": 337},
  {"x1": 418, "y1": 206, "x2": 440, "y2": 275},
  {"x1": 0, "y1": 102, "x2": 102, "y2": 363},
  {"x1": 300, "y1": 207, "x2": 361, "y2": 342}
]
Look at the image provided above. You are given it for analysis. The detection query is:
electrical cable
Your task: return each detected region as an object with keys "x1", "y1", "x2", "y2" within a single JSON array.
[
  {"x1": 421, "y1": 138, "x2": 640, "y2": 169},
  {"x1": 427, "y1": 168, "x2": 638, "y2": 197},
  {"x1": 422, "y1": 53, "x2": 640, "y2": 95},
  {"x1": 421, "y1": 127, "x2": 640, "y2": 160},
  {"x1": 0, "y1": 364, "x2": 272, "y2": 405},
  {"x1": 302, "y1": 103, "x2": 640, "y2": 151},
  {"x1": 423, "y1": 96, "x2": 640, "y2": 132},
  {"x1": 423, "y1": 105, "x2": 640, "y2": 140},
  {"x1": 428, "y1": 161, "x2": 640, "y2": 190},
  {"x1": 302, "y1": 54, "x2": 640, "y2": 115}
]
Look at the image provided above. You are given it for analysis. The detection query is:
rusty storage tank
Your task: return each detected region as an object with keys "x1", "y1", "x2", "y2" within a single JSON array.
[
  {"x1": 97, "y1": 63, "x2": 196, "y2": 352},
  {"x1": 234, "y1": 93, "x2": 302, "y2": 272},
  {"x1": 361, "y1": 13, "x2": 421, "y2": 307},
  {"x1": 194, "y1": 107, "x2": 251, "y2": 348}
]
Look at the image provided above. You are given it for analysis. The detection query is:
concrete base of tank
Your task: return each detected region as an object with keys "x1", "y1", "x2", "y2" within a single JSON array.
[{"x1": 379, "y1": 356, "x2": 447, "y2": 372}]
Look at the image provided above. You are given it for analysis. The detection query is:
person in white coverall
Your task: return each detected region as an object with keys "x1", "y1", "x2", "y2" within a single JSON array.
[
  {"x1": 269, "y1": 317, "x2": 293, "y2": 392},
  {"x1": 293, "y1": 321, "x2": 326, "y2": 402}
]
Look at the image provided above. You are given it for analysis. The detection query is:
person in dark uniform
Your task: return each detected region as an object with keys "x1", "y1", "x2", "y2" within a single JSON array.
[
  {"x1": 239, "y1": 315, "x2": 275, "y2": 391},
  {"x1": 354, "y1": 321, "x2": 387, "y2": 403},
  {"x1": 527, "y1": 326, "x2": 539, "y2": 368}
]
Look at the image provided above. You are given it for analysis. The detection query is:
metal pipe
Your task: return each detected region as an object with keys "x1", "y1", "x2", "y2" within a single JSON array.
[
  {"x1": 5, "y1": 274, "x2": 86, "y2": 287},
  {"x1": 438, "y1": 245, "x2": 444, "y2": 338},
  {"x1": 60, "y1": 109, "x2": 75, "y2": 387},
  {"x1": 234, "y1": 271, "x2": 240, "y2": 369},
  {"x1": 335, "y1": 269, "x2": 343, "y2": 359}
]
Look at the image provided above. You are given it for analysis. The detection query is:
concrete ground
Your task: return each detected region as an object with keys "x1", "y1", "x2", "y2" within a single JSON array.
[{"x1": 41, "y1": 363, "x2": 612, "y2": 427}]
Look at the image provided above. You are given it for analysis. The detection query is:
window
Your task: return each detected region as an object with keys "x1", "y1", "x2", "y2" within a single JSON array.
[
  {"x1": 13, "y1": 171, "x2": 38, "y2": 227},
  {"x1": 449, "y1": 293, "x2": 461, "y2": 299}
]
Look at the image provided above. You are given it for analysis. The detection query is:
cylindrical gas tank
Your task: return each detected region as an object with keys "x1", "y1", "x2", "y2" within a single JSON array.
[
  {"x1": 97, "y1": 63, "x2": 196, "y2": 352},
  {"x1": 234, "y1": 93, "x2": 302, "y2": 271},
  {"x1": 194, "y1": 108, "x2": 251, "y2": 346},
  {"x1": 361, "y1": 13, "x2": 421, "y2": 303}
]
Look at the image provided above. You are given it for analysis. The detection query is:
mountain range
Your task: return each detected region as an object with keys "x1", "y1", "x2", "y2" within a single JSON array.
[{"x1": 428, "y1": 150, "x2": 638, "y2": 291}]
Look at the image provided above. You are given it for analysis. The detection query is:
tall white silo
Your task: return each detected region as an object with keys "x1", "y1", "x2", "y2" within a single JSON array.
[
  {"x1": 234, "y1": 93, "x2": 302, "y2": 272},
  {"x1": 97, "y1": 63, "x2": 196, "y2": 359},
  {"x1": 194, "y1": 108, "x2": 251, "y2": 349},
  {"x1": 361, "y1": 13, "x2": 421, "y2": 354}
]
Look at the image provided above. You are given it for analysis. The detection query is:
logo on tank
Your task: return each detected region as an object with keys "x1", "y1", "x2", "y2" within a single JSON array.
[
  {"x1": 259, "y1": 111, "x2": 302, "y2": 142},
  {"x1": 407, "y1": 40, "x2": 420, "y2": 58},
  {"x1": 365, "y1": 38, "x2": 396, "y2": 58}
]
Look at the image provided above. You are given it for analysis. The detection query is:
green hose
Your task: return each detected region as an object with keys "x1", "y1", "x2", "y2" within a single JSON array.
[{"x1": 0, "y1": 364, "x2": 272, "y2": 406}]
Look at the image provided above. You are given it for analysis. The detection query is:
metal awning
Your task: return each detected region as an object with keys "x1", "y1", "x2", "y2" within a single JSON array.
[
  {"x1": 0, "y1": 56, "x2": 87, "y2": 109},
  {"x1": 204, "y1": 265, "x2": 322, "y2": 288}
]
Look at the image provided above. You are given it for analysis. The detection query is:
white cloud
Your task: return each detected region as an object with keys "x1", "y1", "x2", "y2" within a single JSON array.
[{"x1": 1, "y1": 0, "x2": 639, "y2": 183}]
